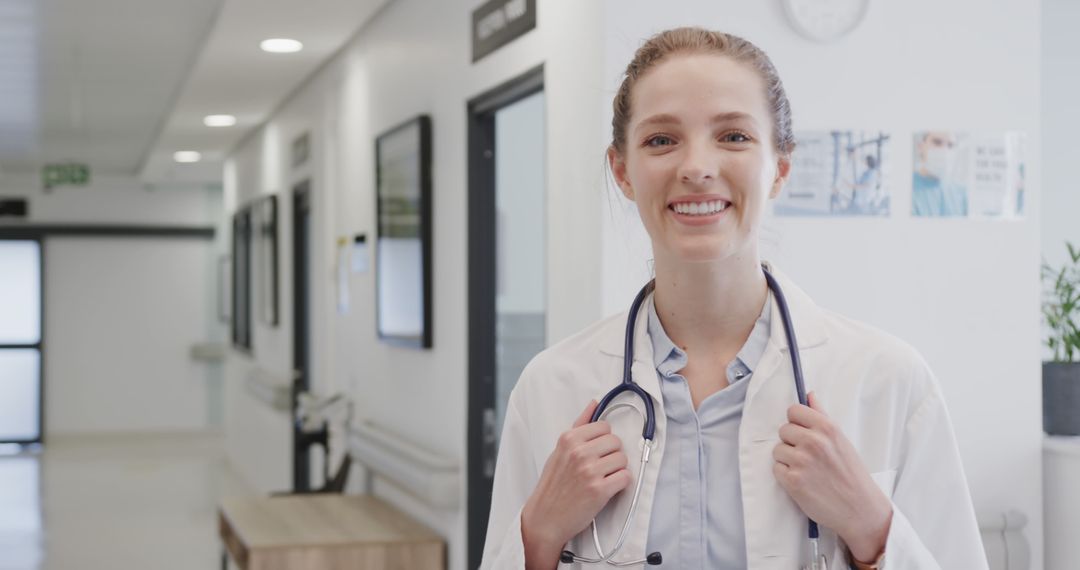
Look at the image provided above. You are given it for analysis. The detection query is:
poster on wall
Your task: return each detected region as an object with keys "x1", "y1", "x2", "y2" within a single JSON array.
[
  {"x1": 774, "y1": 130, "x2": 891, "y2": 217},
  {"x1": 255, "y1": 195, "x2": 279, "y2": 326},
  {"x1": 911, "y1": 131, "x2": 1025, "y2": 219}
]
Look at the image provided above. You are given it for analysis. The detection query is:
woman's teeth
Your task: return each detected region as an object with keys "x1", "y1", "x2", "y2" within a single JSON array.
[{"x1": 672, "y1": 200, "x2": 728, "y2": 215}]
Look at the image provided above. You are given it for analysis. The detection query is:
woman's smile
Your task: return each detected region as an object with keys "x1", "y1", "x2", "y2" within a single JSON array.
[{"x1": 667, "y1": 194, "x2": 732, "y2": 226}]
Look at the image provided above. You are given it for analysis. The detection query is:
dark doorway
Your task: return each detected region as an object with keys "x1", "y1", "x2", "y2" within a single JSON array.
[
  {"x1": 291, "y1": 179, "x2": 313, "y2": 492},
  {"x1": 467, "y1": 65, "x2": 546, "y2": 568}
]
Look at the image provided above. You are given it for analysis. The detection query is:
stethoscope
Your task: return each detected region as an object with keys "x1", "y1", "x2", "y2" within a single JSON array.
[{"x1": 560, "y1": 265, "x2": 827, "y2": 570}]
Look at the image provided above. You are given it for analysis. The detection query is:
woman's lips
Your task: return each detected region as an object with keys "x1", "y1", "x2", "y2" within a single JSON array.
[{"x1": 667, "y1": 199, "x2": 730, "y2": 226}]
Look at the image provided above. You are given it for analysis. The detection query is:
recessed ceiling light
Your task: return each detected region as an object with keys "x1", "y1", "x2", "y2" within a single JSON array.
[
  {"x1": 260, "y1": 38, "x2": 303, "y2": 53},
  {"x1": 174, "y1": 151, "x2": 202, "y2": 163},
  {"x1": 204, "y1": 114, "x2": 237, "y2": 127}
]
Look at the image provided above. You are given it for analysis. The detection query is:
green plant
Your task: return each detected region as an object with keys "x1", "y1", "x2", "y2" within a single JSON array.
[{"x1": 1043, "y1": 242, "x2": 1080, "y2": 362}]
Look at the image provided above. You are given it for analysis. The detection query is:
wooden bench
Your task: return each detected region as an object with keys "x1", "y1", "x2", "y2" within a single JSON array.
[{"x1": 219, "y1": 494, "x2": 445, "y2": 569}]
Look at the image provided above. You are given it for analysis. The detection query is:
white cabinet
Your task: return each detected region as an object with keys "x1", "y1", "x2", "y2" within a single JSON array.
[{"x1": 1044, "y1": 436, "x2": 1080, "y2": 570}]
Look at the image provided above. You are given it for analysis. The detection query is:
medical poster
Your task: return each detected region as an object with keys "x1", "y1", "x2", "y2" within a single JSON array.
[
  {"x1": 911, "y1": 131, "x2": 1025, "y2": 219},
  {"x1": 774, "y1": 130, "x2": 891, "y2": 217}
]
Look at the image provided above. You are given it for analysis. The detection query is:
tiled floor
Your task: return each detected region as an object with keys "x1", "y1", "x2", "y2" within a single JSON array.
[{"x1": 0, "y1": 433, "x2": 252, "y2": 570}]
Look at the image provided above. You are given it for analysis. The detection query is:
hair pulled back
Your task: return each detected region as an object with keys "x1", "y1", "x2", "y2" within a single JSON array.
[{"x1": 610, "y1": 27, "x2": 795, "y2": 157}]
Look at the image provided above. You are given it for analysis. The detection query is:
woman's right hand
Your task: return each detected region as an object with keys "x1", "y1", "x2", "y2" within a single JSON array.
[{"x1": 520, "y1": 399, "x2": 632, "y2": 569}]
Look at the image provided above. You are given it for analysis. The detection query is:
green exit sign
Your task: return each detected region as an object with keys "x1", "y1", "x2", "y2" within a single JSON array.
[{"x1": 42, "y1": 163, "x2": 91, "y2": 190}]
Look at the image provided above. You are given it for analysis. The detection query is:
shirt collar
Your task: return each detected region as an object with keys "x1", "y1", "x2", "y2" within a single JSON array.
[
  {"x1": 598, "y1": 263, "x2": 830, "y2": 361},
  {"x1": 646, "y1": 295, "x2": 686, "y2": 377},
  {"x1": 645, "y1": 290, "x2": 773, "y2": 379}
]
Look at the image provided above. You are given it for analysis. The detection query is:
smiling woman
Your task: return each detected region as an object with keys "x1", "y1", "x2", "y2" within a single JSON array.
[{"x1": 480, "y1": 27, "x2": 989, "y2": 570}]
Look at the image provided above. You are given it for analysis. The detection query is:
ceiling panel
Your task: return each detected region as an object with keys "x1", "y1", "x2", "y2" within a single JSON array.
[
  {"x1": 0, "y1": 0, "x2": 391, "y2": 186},
  {"x1": 1, "y1": 0, "x2": 222, "y2": 175},
  {"x1": 139, "y1": 0, "x2": 391, "y2": 187}
]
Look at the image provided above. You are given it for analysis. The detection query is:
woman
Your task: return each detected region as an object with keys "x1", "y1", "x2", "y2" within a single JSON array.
[{"x1": 481, "y1": 28, "x2": 986, "y2": 569}]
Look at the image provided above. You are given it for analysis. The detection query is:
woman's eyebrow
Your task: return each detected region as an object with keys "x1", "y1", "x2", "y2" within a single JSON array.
[{"x1": 634, "y1": 112, "x2": 757, "y2": 133}]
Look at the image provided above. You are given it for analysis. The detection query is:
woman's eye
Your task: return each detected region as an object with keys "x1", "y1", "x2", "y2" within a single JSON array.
[
  {"x1": 723, "y1": 132, "x2": 751, "y2": 143},
  {"x1": 645, "y1": 135, "x2": 674, "y2": 147}
]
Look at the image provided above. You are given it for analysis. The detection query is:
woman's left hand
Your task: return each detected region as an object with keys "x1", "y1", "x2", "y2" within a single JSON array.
[{"x1": 772, "y1": 391, "x2": 893, "y2": 562}]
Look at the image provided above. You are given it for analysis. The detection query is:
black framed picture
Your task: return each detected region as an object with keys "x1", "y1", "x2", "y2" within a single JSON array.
[
  {"x1": 218, "y1": 255, "x2": 231, "y2": 324},
  {"x1": 231, "y1": 208, "x2": 252, "y2": 350},
  {"x1": 255, "y1": 195, "x2": 279, "y2": 326},
  {"x1": 375, "y1": 115, "x2": 433, "y2": 348}
]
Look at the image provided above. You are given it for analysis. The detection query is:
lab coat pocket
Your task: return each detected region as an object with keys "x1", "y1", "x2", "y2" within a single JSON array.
[{"x1": 869, "y1": 468, "x2": 897, "y2": 498}]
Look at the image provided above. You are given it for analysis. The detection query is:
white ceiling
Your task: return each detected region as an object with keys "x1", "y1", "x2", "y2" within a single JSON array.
[
  {"x1": 0, "y1": 0, "x2": 223, "y2": 176},
  {"x1": 140, "y1": 0, "x2": 392, "y2": 188},
  {"x1": 0, "y1": 0, "x2": 390, "y2": 187}
]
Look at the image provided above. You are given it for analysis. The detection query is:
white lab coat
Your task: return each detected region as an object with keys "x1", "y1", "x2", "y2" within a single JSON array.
[{"x1": 480, "y1": 265, "x2": 988, "y2": 569}]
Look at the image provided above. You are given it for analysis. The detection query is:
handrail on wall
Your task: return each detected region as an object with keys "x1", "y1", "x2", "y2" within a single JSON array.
[
  {"x1": 244, "y1": 367, "x2": 292, "y2": 412},
  {"x1": 189, "y1": 342, "x2": 226, "y2": 362},
  {"x1": 347, "y1": 421, "x2": 460, "y2": 510}
]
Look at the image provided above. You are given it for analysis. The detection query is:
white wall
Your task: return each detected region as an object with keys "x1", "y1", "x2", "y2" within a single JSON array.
[
  {"x1": 1042, "y1": 0, "x2": 1080, "y2": 284},
  {"x1": 600, "y1": 2, "x2": 1044, "y2": 568},
  {"x1": 0, "y1": 174, "x2": 226, "y2": 437},
  {"x1": 45, "y1": 237, "x2": 217, "y2": 434}
]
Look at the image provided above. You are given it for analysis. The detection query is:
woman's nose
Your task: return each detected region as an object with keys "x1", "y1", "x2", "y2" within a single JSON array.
[{"x1": 677, "y1": 142, "x2": 716, "y2": 186}]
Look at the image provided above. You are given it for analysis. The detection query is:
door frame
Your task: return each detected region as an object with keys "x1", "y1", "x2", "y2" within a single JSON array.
[
  {"x1": 466, "y1": 64, "x2": 544, "y2": 569},
  {"x1": 0, "y1": 231, "x2": 45, "y2": 445},
  {"x1": 291, "y1": 179, "x2": 313, "y2": 491}
]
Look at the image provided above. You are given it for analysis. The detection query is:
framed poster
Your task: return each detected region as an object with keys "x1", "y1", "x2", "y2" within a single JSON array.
[
  {"x1": 218, "y1": 255, "x2": 231, "y2": 324},
  {"x1": 911, "y1": 131, "x2": 1025, "y2": 219},
  {"x1": 231, "y1": 208, "x2": 252, "y2": 350},
  {"x1": 375, "y1": 115, "x2": 433, "y2": 348},
  {"x1": 255, "y1": 195, "x2": 279, "y2": 326},
  {"x1": 774, "y1": 130, "x2": 891, "y2": 217}
]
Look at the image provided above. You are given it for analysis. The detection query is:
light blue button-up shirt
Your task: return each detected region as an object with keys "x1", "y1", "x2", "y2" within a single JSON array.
[{"x1": 643, "y1": 292, "x2": 773, "y2": 568}]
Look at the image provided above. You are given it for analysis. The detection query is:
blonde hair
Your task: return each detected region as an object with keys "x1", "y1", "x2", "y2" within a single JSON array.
[{"x1": 610, "y1": 27, "x2": 795, "y2": 157}]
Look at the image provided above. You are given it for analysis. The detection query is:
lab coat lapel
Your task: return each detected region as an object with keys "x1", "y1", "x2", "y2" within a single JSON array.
[
  {"x1": 741, "y1": 265, "x2": 832, "y2": 567},
  {"x1": 746, "y1": 264, "x2": 829, "y2": 405}
]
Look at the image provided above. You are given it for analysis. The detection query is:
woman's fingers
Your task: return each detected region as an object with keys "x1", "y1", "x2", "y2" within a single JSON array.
[
  {"x1": 579, "y1": 432, "x2": 624, "y2": 459},
  {"x1": 602, "y1": 468, "x2": 633, "y2": 495},
  {"x1": 573, "y1": 399, "x2": 599, "y2": 428},
  {"x1": 786, "y1": 402, "x2": 826, "y2": 429},
  {"x1": 559, "y1": 421, "x2": 611, "y2": 451},
  {"x1": 593, "y1": 448, "x2": 629, "y2": 476},
  {"x1": 778, "y1": 421, "x2": 813, "y2": 446},
  {"x1": 772, "y1": 441, "x2": 799, "y2": 467}
]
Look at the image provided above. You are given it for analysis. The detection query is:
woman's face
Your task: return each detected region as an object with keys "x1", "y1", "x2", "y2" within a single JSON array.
[{"x1": 609, "y1": 53, "x2": 789, "y2": 264}]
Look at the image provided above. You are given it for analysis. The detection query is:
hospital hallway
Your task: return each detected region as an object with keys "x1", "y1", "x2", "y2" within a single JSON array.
[
  {"x1": 0, "y1": 435, "x2": 248, "y2": 570},
  {"x1": 1, "y1": 0, "x2": 1080, "y2": 569}
]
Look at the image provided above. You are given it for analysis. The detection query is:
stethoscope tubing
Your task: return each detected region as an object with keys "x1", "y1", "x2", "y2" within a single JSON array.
[{"x1": 564, "y1": 265, "x2": 823, "y2": 567}]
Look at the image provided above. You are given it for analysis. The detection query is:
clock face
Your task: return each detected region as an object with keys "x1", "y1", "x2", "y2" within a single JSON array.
[{"x1": 783, "y1": 0, "x2": 870, "y2": 43}]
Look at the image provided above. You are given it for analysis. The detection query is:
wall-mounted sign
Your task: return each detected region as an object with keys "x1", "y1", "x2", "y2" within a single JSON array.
[
  {"x1": 472, "y1": 0, "x2": 535, "y2": 63},
  {"x1": 0, "y1": 198, "x2": 28, "y2": 218},
  {"x1": 42, "y1": 163, "x2": 90, "y2": 190}
]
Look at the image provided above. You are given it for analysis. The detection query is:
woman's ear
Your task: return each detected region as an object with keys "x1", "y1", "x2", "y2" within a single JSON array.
[
  {"x1": 769, "y1": 155, "x2": 791, "y2": 199},
  {"x1": 607, "y1": 146, "x2": 635, "y2": 201}
]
